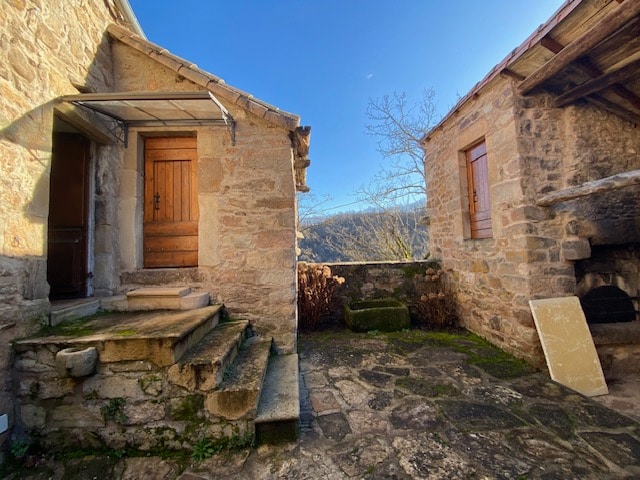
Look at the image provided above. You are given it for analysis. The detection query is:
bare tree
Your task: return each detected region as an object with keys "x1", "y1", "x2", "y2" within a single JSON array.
[
  {"x1": 297, "y1": 89, "x2": 438, "y2": 263},
  {"x1": 328, "y1": 204, "x2": 428, "y2": 261},
  {"x1": 361, "y1": 88, "x2": 438, "y2": 206}
]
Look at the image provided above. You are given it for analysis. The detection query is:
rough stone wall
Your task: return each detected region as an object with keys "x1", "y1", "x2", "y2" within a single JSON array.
[
  {"x1": 425, "y1": 77, "x2": 640, "y2": 367},
  {"x1": 328, "y1": 260, "x2": 438, "y2": 305},
  {"x1": 13, "y1": 341, "x2": 251, "y2": 452},
  {"x1": 112, "y1": 43, "x2": 298, "y2": 353},
  {"x1": 423, "y1": 78, "x2": 544, "y2": 365},
  {"x1": 0, "y1": 0, "x2": 130, "y2": 452}
]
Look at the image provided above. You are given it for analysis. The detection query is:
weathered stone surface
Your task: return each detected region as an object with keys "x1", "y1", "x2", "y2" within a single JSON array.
[
  {"x1": 316, "y1": 413, "x2": 351, "y2": 440},
  {"x1": 9, "y1": 329, "x2": 640, "y2": 479},
  {"x1": 82, "y1": 376, "x2": 142, "y2": 400},
  {"x1": 49, "y1": 405, "x2": 104, "y2": 428}
]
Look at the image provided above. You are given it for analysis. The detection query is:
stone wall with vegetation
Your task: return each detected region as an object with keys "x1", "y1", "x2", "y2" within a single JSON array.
[
  {"x1": 13, "y1": 337, "x2": 251, "y2": 452},
  {"x1": 0, "y1": 0, "x2": 132, "y2": 455},
  {"x1": 329, "y1": 260, "x2": 438, "y2": 306},
  {"x1": 314, "y1": 260, "x2": 457, "y2": 330}
]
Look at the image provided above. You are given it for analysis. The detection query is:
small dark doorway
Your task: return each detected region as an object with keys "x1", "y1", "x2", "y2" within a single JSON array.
[{"x1": 47, "y1": 132, "x2": 90, "y2": 299}]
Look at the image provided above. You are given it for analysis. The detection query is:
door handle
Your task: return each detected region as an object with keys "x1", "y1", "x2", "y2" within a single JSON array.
[{"x1": 154, "y1": 193, "x2": 160, "y2": 210}]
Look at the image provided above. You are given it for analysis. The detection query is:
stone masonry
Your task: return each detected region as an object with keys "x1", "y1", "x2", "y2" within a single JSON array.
[
  {"x1": 423, "y1": 73, "x2": 640, "y2": 368},
  {"x1": 2, "y1": 0, "x2": 305, "y2": 458},
  {"x1": 1, "y1": 0, "x2": 133, "y2": 455}
]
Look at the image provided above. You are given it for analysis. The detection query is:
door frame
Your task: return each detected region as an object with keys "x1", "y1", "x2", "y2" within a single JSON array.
[{"x1": 47, "y1": 128, "x2": 95, "y2": 298}]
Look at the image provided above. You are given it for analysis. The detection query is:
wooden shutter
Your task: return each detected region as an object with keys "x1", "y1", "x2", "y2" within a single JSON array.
[{"x1": 466, "y1": 142, "x2": 493, "y2": 239}]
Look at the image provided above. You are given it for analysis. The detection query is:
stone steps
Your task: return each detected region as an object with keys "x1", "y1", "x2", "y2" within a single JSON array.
[
  {"x1": 255, "y1": 353, "x2": 300, "y2": 444},
  {"x1": 205, "y1": 336, "x2": 273, "y2": 421},
  {"x1": 16, "y1": 305, "x2": 223, "y2": 367},
  {"x1": 168, "y1": 320, "x2": 250, "y2": 392},
  {"x1": 101, "y1": 287, "x2": 210, "y2": 312}
]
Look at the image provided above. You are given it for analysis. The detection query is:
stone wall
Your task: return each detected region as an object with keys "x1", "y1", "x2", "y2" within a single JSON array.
[
  {"x1": 110, "y1": 41, "x2": 298, "y2": 353},
  {"x1": 424, "y1": 74, "x2": 640, "y2": 367},
  {"x1": 423, "y1": 77, "x2": 544, "y2": 365},
  {"x1": 13, "y1": 335, "x2": 251, "y2": 452},
  {"x1": 0, "y1": 0, "x2": 132, "y2": 454},
  {"x1": 328, "y1": 260, "x2": 437, "y2": 304}
]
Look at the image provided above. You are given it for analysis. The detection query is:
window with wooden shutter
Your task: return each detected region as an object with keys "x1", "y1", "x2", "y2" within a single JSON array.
[{"x1": 466, "y1": 141, "x2": 492, "y2": 239}]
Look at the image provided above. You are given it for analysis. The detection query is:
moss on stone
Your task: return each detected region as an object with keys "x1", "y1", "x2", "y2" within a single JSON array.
[
  {"x1": 170, "y1": 394, "x2": 204, "y2": 422},
  {"x1": 344, "y1": 299, "x2": 410, "y2": 332}
]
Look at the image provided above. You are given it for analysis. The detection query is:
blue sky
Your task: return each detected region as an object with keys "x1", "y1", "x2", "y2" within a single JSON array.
[{"x1": 128, "y1": 1, "x2": 564, "y2": 214}]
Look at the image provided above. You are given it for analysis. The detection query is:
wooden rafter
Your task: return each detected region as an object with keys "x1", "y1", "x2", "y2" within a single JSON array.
[
  {"x1": 538, "y1": 34, "x2": 640, "y2": 116},
  {"x1": 518, "y1": 0, "x2": 640, "y2": 94},
  {"x1": 554, "y1": 56, "x2": 640, "y2": 107}
]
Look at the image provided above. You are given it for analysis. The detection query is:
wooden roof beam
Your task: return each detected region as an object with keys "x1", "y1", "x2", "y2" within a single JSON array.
[
  {"x1": 540, "y1": 34, "x2": 640, "y2": 111},
  {"x1": 554, "y1": 56, "x2": 640, "y2": 107},
  {"x1": 518, "y1": 0, "x2": 640, "y2": 94}
]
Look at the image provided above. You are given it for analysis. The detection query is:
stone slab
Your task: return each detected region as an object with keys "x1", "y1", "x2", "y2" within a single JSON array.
[
  {"x1": 180, "y1": 292, "x2": 210, "y2": 310},
  {"x1": 16, "y1": 305, "x2": 222, "y2": 366},
  {"x1": 169, "y1": 320, "x2": 249, "y2": 392},
  {"x1": 50, "y1": 299, "x2": 100, "y2": 326},
  {"x1": 126, "y1": 287, "x2": 191, "y2": 298},
  {"x1": 529, "y1": 297, "x2": 608, "y2": 396},
  {"x1": 256, "y1": 353, "x2": 300, "y2": 422},
  {"x1": 99, "y1": 295, "x2": 129, "y2": 312},
  {"x1": 205, "y1": 336, "x2": 272, "y2": 420}
]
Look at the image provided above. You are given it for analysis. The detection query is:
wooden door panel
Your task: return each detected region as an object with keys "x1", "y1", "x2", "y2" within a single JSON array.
[
  {"x1": 467, "y1": 141, "x2": 492, "y2": 239},
  {"x1": 47, "y1": 133, "x2": 90, "y2": 298},
  {"x1": 144, "y1": 137, "x2": 198, "y2": 268}
]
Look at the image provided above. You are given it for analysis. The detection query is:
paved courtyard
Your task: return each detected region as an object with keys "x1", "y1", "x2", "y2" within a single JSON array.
[{"x1": 6, "y1": 329, "x2": 640, "y2": 479}]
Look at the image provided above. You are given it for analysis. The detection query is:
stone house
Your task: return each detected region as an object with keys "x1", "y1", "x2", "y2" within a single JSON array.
[
  {"x1": 422, "y1": 0, "x2": 640, "y2": 370},
  {"x1": 1, "y1": 0, "x2": 308, "y2": 449}
]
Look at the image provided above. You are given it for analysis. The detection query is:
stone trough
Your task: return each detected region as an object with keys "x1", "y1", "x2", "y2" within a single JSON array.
[{"x1": 344, "y1": 299, "x2": 410, "y2": 332}]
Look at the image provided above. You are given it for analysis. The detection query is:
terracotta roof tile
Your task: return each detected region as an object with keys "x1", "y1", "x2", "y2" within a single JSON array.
[{"x1": 107, "y1": 24, "x2": 300, "y2": 130}]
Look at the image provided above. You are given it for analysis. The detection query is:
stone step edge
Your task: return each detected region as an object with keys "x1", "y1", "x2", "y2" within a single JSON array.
[
  {"x1": 205, "y1": 336, "x2": 273, "y2": 421},
  {"x1": 170, "y1": 306, "x2": 223, "y2": 364},
  {"x1": 100, "y1": 292, "x2": 211, "y2": 312},
  {"x1": 168, "y1": 320, "x2": 250, "y2": 392},
  {"x1": 254, "y1": 353, "x2": 300, "y2": 444},
  {"x1": 50, "y1": 299, "x2": 101, "y2": 326},
  {"x1": 126, "y1": 287, "x2": 192, "y2": 298}
]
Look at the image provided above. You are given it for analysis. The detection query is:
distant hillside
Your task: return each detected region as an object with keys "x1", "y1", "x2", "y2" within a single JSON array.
[{"x1": 299, "y1": 205, "x2": 429, "y2": 263}]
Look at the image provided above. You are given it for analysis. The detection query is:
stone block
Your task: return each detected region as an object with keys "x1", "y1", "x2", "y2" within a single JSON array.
[
  {"x1": 82, "y1": 375, "x2": 143, "y2": 400},
  {"x1": 21, "y1": 404, "x2": 46, "y2": 430},
  {"x1": 124, "y1": 402, "x2": 165, "y2": 425},
  {"x1": 561, "y1": 237, "x2": 591, "y2": 261},
  {"x1": 49, "y1": 405, "x2": 104, "y2": 428}
]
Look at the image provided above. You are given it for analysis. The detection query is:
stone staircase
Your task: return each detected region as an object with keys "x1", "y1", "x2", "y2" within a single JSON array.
[{"x1": 16, "y1": 289, "x2": 299, "y2": 452}]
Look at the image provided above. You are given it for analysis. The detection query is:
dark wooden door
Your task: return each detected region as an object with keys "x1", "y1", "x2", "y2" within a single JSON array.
[
  {"x1": 47, "y1": 132, "x2": 90, "y2": 299},
  {"x1": 467, "y1": 142, "x2": 493, "y2": 239},
  {"x1": 144, "y1": 137, "x2": 199, "y2": 268}
]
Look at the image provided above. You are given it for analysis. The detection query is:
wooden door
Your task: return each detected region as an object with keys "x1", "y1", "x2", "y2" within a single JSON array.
[
  {"x1": 466, "y1": 142, "x2": 493, "y2": 239},
  {"x1": 47, "y1": 132, "x2": 90, "y2": 298},
  {"x1": 144, "y1": 137, "x2": 198, "y2": 268}
]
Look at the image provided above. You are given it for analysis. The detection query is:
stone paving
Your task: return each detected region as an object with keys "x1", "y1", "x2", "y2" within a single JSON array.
[{"x1": 7, "y1": 329, "x2": 640, "y2": 479}]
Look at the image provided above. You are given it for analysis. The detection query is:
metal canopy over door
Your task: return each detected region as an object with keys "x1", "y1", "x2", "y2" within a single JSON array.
[
  {"x1": 144, "y1": 137, "x2": 199, "y2": 268},
  {"x1": 47, "y1": 132, "x2": 90, "y2": 298}
]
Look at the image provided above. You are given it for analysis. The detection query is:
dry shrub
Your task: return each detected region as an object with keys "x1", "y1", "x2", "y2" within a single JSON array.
[
  {"x1": 411, "y1": 268, "x2": 459, "y2": 329},
  {"x1": 298, "y1": 263, "x2": 345, "y2": 331}
]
